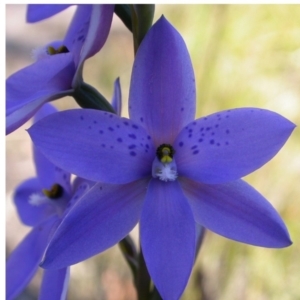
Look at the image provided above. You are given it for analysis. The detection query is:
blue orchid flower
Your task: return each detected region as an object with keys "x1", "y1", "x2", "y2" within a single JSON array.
[
  {"x1": 6, "y1": 103, "x2": 94, "y2": 300},
  {"x1": 6, "y1": 4, "x2": 114, "y2": 135},
  {"x1": 29, "y1": 16, "x2": 295, "y2": 300}
]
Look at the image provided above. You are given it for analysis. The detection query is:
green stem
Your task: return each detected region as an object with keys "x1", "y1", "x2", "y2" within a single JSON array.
[{"x1": 136, "y1": 248, "x2": 151, "y2": 300}]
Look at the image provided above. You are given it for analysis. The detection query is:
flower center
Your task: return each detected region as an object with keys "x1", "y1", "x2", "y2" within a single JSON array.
[
  {"x1": 29, "y1": 184, "x2": 64, "y2": 206},
  {"x1": 47, "y1": 45, "x2": 70, "y2": 55},
  {"x1": 152, "y1": 144, "x2": 178, "y2": 182},
  {"x1": 32, "y1": 43, "x2": 70, "y2": 61}
]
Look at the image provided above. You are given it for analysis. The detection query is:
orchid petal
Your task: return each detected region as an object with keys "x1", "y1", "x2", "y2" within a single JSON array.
[
  {"x1": 41, "y1": 179, "x2": 148, "y2": 269},
  {"x1": 175, "y1": 108, "x2": 295, "y2": 184},
  {"x1": 77, "y1": 5, "x2": 114, "y2": 67},
  {"x1": 39, "y1": 267, "x2": 70, "y2": 300},
  {"x1": 33, "y1": 104, "x2": 71, "y2": 192},
  {"x1": 129, "y1": 16, "x2": 196, "y2": 146},
  {"x1": 34, "y1": 103, "x2": 58, "y2": 123},
  {"x1": 63, "y1": 5, "x2": 92, "y2": 65},
  {"x1": 29, "y1": 109, "x2": 155, "y2": 184},
  {"x1": 180, "y1": 178, "x2": 291, "y2": 247},
  {"x1": 71, "y1": 5, "x2": 114, "y2": 86},
  {"x1": 140, "y1": 179, "x2": 195, "y2": 300},
  {"x1": 111, "y1": 78, "x2": 122, "y2": 116},
  {"x1": 26, "y1": 5, "x2": 72, "y2": 23},
  {"x1": 14, "y1": 178, "x2": 55, "y2": 226},
  {"x1": 6, "y1": 217, "x2": 56, "y2": 300},
  {"x1": 6, "y1": 54, "x2": 75, "y2": 134}
]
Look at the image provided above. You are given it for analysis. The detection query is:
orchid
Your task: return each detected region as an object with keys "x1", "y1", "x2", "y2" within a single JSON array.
[
  {"x1": 6, "y1": 4, "x2": 114, "y2": 135},
  {"x1": 29, "y1": 16, "x2": 295, "y2": 300},
  {"x1": 6, "y1": 103, "x2": 93, "y2": 300}
]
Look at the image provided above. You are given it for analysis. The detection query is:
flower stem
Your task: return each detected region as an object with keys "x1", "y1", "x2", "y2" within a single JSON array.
[{"x1": 136, "y1": 248, "x2": 151, "y2": 300}]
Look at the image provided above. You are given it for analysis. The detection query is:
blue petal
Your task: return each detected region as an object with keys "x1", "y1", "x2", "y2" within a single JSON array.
[
  {"x1": 140, "y1": 179, "x2": 195, "y2": 300},
  {"x1": 34, "y1": 103, "x2": 58, "y2": 123},
  {"x1": 111, "y1": 78, "x2": 122, "y2": 116},
  {"x1": 129, "y1": 16, "x2": 196, "y2": 146},
  {"x1": 26, "y1": 4, "x2": 72, "y2": 22},
  {"x1": 39, "y1": 268, "x2": 70, "y2": 300},
  {"x1": 6, "y1": 54, "x2": 75, "y2": 135},
  {"x1": 180, "y1": 178, "x2": 292, "y2": 247},
  {"x1": 29, "y1": 109, "x2": 155, "y2": 184},
  {"x1": 76, "y1": 5, "x2": 114, "y2": 67},
  {"x1": 63, "y1": 5, "x2": 92, "y2": 65},
  {"x1": 175, "y1": 108, "x2": 296, "y2": 184},
  {"x1": 41, "y1": 179, "x2": 148, "y2": 269},
  {"x1": 6, "y1": 217, "x2": 57, "y2": 300},
  {"x1": 33, "y1": 104, "x2": 72, "y2": 193},
  {"x1": 14, "y1": 178, "x2": 55, "y2": 227}
]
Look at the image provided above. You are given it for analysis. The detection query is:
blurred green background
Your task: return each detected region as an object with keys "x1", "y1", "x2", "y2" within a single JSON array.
[{"x1": 6, "y1": 4, "x2": 300, "y2": 300}]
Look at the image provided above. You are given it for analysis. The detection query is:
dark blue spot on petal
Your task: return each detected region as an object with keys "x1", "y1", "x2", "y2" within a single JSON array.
[
  {"x1": 210, "y1": 139, "x2": 215, "y2": 145},
  {"x1": 226, "y1": 129, "x2": 230, "y2": 134},
  {"x1": 191, "y1": 145, "x2": 198, "y2": 150},
  {"x1": 198, "y1": 138, "x2": 203, "y2": 143},
  {"x1": 193, "y1": 150, "x2": 199, "y2": 155},
  {"x1": 102, "y1": 144, "x2": 106, "y2": 148},
  {"x1": 128, "y1": 134, "x2": 136, "y2": 139},
  {"x1": 132, "y1": 124, "x2": 139, "y2": 129},
  {"x1": 99, "y1": 130, "x2": 103, "y2": 134},
  {"x1": 117, "y1": 138, "x2": 123, "y2": 143},
  {"x1": 124, "y1": 121, "x2": 129, "y2": 126},
  {"x1": 108, "y1": 127, "x2": 114, "y2": 131},
  {"x1": 140, "y1": 117, "x2": 144, "y2": 122},
  {"x1": 130, "y1": 151, "x2": 136, "y2": 156},
  {"x1": 128, "y1": 144, "x2": 136, "y2": 149},
  {"x1": 179, "y1": 142, "x2": 184, "y2": 147}
]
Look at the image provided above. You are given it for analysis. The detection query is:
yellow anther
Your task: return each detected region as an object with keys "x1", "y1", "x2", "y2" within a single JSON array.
[
  {"x1": 156, "y1": 144, "x2": 175, "y2": 164},
  {"x1": 47, "y1": 45, "x2": 69, "y2": 55},
  {"x1": 161, "y1": 155, "x2": 173, "y2": 163},
  {"x1": 47, "y1": 46, "x2": 57, "y2": 55},
  {"x1": 43, "y1": 184, "x2": 63, "y2": 199}
]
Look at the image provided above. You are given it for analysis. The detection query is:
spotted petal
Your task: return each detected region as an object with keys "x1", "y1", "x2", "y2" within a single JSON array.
[
  {"x1": 6, "y1": 217, "x2": 57, "y2": 300},
  {"x1": 129, "y1": 16, "x2": 196, "y2": 146},
  {"x1": 39, "y1": 268, "x2": 70, "y2": 300},
  {"x1": 175, "y1": 108, "x2": 295, "y2": 184},
  {"x1": 6, "y1": 54, "x2": 75, "y2": 135},
  {"x1": 41, "y1": 179, "x2": 148, "y2": 269},
  {"x1": 29, "y1": 109, "x2": 155, "y2": 184},
  {"x1": 26, "y1": 4, "x2": 72, "y2": 22},
  {"x1": 180, "y1": 178, "x2": 291, "y2": 247},
  {"x1": 140, "y1": 179, "x2": 195, "y2": 300},
  {"x1": 32, "y1": 104, "x2": 70, "y2": 193}
]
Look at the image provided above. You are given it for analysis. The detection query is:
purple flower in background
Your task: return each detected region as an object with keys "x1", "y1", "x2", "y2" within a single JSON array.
[
  {"x1": 6, "y1": 4, "x2": 114, "y2": 135},
  {"x1": 29, "y1": 17, "x2": 295, "y2": 300},
  {"x1": 6, "y1": 103, "x2": 92, "y2": 300},
  {"x1": 26, "y1": 4, "x2": 73, "y2": 22}
]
